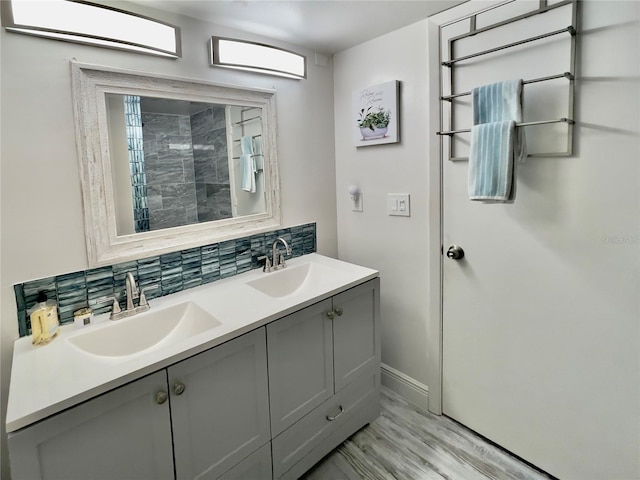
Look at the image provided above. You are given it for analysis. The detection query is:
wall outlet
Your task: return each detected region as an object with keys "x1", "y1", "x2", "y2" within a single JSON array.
[{"x1": 388, "y1": 193, "x2": 410, "y2": 216}]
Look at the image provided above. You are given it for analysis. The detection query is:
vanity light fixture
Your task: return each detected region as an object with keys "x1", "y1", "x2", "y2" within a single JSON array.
[
  {"x1": 1, "y1": 0, "x2": 181, "y2": 58},
  {"x1": 209, "y1": 36, "x2": 306, "y2": 80}
]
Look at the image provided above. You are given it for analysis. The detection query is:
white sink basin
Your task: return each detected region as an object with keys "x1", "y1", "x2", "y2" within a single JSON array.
[
  {"x1": 246, "y1": 262, "x2": 348, "y2": 298},
  {"x1": 247, "y1": 263, "x2": 314, "y2": 298},
  {"x1": 67, "y1": 301, "x2": 222, "y2": 357}
]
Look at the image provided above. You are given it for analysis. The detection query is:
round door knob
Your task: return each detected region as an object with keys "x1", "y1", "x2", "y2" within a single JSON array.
[
  {"x1": 446, "y1": 245, "x2": 465, "y2": 260},
  {"x1": 173, "y1": 383, "x2": 186, "y2": 396},
  {"x1": 155, "y1": 391, "x2": 168, "y2": 405},
  {"x1": 326, "y1": 310, "x2": 335, "y2": 319},
  {"x1": 334, "y1": 307, "x2": 343, "y2": 316}
]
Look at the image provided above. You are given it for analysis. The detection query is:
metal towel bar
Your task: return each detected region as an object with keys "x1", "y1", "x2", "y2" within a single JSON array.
[
  {"x1": 437, "y1": 117, "x2": 574, "y2": 136},
  {"x1": 441, "y1": 72, "x2": 573, "y2": 101},
  {"x1": 442, "y1": 26, "x2": 576, "y2": 67}
]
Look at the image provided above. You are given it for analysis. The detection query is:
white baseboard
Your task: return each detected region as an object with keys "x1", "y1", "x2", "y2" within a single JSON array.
[{"x1": 380, "y1": 363, "x2": 429, "y2": 411}]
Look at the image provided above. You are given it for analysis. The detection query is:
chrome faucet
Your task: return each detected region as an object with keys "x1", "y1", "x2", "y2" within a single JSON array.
[
  {"x1": 125, "y1": 272, "x2": 139, "y2": 311},
  {"x1": 272, "y1": 237, "x2": 292, "y2": 269},
  {"x1": 259, "y1": 237, "x2": 292, "y2": 273},
  {"x1": 110, "y1": 272, "x2": 157, "y2": 320}
]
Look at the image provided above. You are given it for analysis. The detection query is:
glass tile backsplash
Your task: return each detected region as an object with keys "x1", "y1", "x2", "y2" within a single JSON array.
[{"x1": 14, "y1": 223, "x2": 316, "y2": 337}]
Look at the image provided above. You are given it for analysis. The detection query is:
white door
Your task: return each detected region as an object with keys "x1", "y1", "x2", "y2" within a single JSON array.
[{"x1": 440, "y1": 2, "x2": 639, "y2": 479}]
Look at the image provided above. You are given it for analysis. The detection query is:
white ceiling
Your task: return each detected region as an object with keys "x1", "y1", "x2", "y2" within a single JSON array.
[{"x1": 133, "y1": 0, "x2": 466, "y2": 55}]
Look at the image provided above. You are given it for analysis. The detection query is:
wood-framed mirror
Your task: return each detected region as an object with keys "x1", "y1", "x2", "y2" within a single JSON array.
[{"x1": 71, "y1": 62, "x2": 281, "y2": 267}]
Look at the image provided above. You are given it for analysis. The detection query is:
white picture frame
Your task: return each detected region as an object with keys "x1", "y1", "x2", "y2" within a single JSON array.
[{"x1": 353, "y1": 80, "x2": 400, "y2": 147}]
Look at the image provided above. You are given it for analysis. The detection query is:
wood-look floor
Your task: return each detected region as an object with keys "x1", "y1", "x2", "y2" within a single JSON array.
[{"x1": 302, "y1": 387, "x2": 554, "y2": 480}]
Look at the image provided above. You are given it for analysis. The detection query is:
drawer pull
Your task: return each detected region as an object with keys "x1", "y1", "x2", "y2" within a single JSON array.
[
  {"x1": 334, "y1": 307, "x2": 343, "y2": 316},
  {"x1": 326, "y1": 405, "x2": 344, "y2": 421},
  {"x1": 155, "y1": 391, "x2": 168, "y2": 405},
  {"x1": 326, "y1": 310, "x2": 335, "y2": 319}
]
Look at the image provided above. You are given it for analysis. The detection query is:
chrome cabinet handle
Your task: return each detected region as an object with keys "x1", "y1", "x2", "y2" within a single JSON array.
[
  {"x1": 173, "y1": 383, "x2": 186, "y2": 396},
  {"x1": 326, "y1": 310, "x2": 335, "y2": 319},
  {"x1": 155, "y1": 391, "x2": 168, "y2": 405},
  {"x1": 326, "y1": 405, "x2": 344, "y2": 421},
  {"x1": 334, "y1": 307, "x2": 343, "y2": 316}
]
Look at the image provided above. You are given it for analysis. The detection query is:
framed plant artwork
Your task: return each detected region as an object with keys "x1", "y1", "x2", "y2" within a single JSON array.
[{"x1": 353, "y1": 80, "x2": 399, "y2": 147}]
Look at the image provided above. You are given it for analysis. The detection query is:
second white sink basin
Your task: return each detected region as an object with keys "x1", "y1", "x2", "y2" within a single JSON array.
[
  {"x1": 247, "y1": 261, "x2": 346, "y2": 298},
  {"x1": 67, "y1": 301, "x2": 222, "y2": 357},
  {"x1": 247, "y1": 263, "x2": 312, "y2": 297}
]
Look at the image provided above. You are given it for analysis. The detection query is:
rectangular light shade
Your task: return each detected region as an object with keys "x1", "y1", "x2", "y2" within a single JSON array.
[
  {"x1": 2, "y1": 0, "x2": 181, "y2": 58},
  {"x1": 210, "y1": 37, "x2": 306, "y2": 79}
]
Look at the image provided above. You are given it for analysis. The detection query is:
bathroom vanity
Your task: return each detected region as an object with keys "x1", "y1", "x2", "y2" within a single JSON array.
[{"x1": 6, "y1": 254, "x2": 380, "y2": 480}]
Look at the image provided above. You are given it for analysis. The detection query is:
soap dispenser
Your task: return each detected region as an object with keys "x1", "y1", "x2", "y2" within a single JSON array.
[{"x1": 28, "y1": 291, "x2": 60, "y2": 345}]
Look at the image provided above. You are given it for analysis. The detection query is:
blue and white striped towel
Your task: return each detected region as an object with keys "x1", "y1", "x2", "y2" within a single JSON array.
[
  {"x1": 469, "y1": 79, "x2": 526, "y2": 202},
  {"x1": 468, "y1": 121, "x2": 516, "y2": 202}
]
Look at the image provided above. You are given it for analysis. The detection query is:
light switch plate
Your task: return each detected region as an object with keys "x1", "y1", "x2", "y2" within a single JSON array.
[
  {"x1": 353, "y1": 192, "x2": 363, "y2": 212},
  {"x1": 388, "y1": 193, "x2": 410, "y2": 216}
]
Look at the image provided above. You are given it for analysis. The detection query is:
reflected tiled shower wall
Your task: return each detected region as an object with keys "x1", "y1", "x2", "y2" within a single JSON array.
[
  {"x1": 142, "y1": 110, "x2": 199, "y2": 230},
  {"x1": 192, "y1": 106, "x2": 233, "y2": 222},
  {"x1": 14, "y1": 223, "x2": 317, "y2": 337},
  {"x1": 138, "y1": 105, "x2": 233, "y2": 230},
  {"x1": 125, "y1": 96, "x2": 150, "y2": 233}
]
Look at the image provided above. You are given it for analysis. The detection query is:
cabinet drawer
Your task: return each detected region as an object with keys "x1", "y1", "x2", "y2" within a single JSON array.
[{"x1": 272, "y1": 371, "x2": 379, "y2": 479}]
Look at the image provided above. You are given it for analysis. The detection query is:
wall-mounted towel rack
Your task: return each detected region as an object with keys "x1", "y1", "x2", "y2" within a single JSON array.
[
  {"x1": 438, "y1": 0, "x2": 578, "y2": 161},
  {"x1": 235, "y1": 116, "x2": 261, "y2": 125}
]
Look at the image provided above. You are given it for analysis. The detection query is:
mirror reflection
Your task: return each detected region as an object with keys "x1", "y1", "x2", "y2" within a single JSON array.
[{"x1": 105, "y1": 94, "x2": 266, "y2": 235}]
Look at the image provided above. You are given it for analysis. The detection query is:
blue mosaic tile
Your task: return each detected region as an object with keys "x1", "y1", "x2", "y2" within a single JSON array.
[
  {"x1": 56, "y1": 272, "x2": 88, "y2": 323},
  {"x1": 201, "y1": 243, "x2": 220, "y2": 284},
  {"x1": 219, "y1": 240, "x2": 237, "y2": 279},
  {"x1": 235, "y1": 238, "x2": 252, "y2": 274},
  {"x1": 86, "y1": 266, "x2": 113, "y2": 288},
  {"x1": 14, "y1": 223, "x2": 317, "y2": 336},
  {"x1": 137, "y1": 256, "x2": 161, "y2": 287},
  {"x1": 22, "y1": 276, "x2": 56, "y2": 299},
  {"x1": 14, "y1": 284, "x2": 26, "y2": 311},
  {"x1": 250, "y1": 234, "x2": 266, "y2": 269},
  {"x1": 181, "y1": 248, "x2": 202, "y2": 289},
  {"x1": 160, "y1": 252, "x2": 183, "y2": 294},
  {"x1": 18, "y1": 310, "x2": 29, "y2": 337},
  {"x1": 303, "y1": 223, "x2": 316, "y2": 254}
]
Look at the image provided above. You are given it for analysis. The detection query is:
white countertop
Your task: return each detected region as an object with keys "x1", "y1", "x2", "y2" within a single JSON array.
[{"x1": 6, "y1": 254, "x2": 378, "y2": 433}]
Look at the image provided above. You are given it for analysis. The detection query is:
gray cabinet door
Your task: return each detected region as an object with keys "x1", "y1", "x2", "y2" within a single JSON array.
[
  {"x1": 8, "y1": 371, "x2": 174, "y2": 480},
  {"x1": 333, "y1": 278, "x2": 380, "y2": 392},
  {"x1": 169, "y1": 327, "x2": 271, "y2": 480},
  {"x1": 218, "y1": 442, "x2": 272, "y2": 480},
  {"x1": 267, "y1": 298, "x2": 333, "y2": 436}
]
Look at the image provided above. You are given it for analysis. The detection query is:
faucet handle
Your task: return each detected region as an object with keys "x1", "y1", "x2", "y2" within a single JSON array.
[
  {"x1": 139, "y1": 285, "x2": 159, "y2": 307},
  {"x1": 279, "y1": 254, "x2": 287, "y2": 269},
  {"x1": 109, "y1": 297, "x2": 122, "y2": 318},
  {"x1": 258, "y1": 255, "x2": 272, "y2": 272}
]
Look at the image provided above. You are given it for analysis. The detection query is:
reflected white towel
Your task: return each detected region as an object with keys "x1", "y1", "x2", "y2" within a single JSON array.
[{"x1": 240, "y1": 136, "x2": 256, "y2": 193}]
